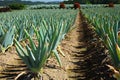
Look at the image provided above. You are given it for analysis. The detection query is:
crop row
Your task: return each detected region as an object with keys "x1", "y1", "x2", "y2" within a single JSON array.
[
  {"x1": 81, "y1": 7, "x2": 120, "y2": 79},
  {"x1": 0, "y1": 9, "x2": 77, "y2": 52},
  {"x1": 0, "y1": 9, "x2": 78, "y2": 79}
]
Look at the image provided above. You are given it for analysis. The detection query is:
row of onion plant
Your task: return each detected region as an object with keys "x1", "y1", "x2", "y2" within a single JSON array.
[
  {"x1": 0, "y1": 9, "x2": 77, "y2": 53},
  {"x1": 0, "y1": 9, "x2": 78, "y2": 79},
  {"x1": 81, "y1": 7, "x2": 120, "y2": 79}
]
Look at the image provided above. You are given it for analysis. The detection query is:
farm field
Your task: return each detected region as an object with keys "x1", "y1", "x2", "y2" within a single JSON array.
[{"x1": 0, "y1": 3, "x2": 119, "y2": 80}]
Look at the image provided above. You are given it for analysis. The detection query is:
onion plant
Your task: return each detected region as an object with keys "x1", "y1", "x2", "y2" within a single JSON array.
[
  {"x1": 14, "y1": 26, "x2": 52, "y2": 79},
  {"x1": 0, "y1": 26, "x2": 15, "y2": 53}
]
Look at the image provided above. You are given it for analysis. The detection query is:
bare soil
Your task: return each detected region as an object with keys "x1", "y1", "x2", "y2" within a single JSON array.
[{"x1": 0, "y1": 12, "x2": 116, "y2": 80}]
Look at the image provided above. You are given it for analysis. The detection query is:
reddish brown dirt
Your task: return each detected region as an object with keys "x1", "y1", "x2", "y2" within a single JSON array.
[{"x1": 0, "y1": 12, "x2": 116, "y2": 80}]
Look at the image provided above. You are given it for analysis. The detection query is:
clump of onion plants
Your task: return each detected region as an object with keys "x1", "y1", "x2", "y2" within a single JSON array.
[
  {"x1": 14, "y1": 26, "x2": 61, "y2": 80},
  {"x1": 14, "y1": 21, "x2": 66, "y2": 79}
]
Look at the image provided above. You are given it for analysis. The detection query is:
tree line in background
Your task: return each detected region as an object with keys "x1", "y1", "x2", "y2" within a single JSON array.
[
  {"x1": 64, "y1": 0, "x2": 120, "y2": 4},
  {"x1": 0, "y1": 0, "x2": 59, "y2": 6},
  {"x1": 0, "y1": 0, "x2": 120, "y2": 6}
]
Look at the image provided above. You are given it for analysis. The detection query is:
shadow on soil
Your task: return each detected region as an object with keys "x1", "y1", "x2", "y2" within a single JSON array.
[
  {"x1": 68, "y1": 13, "x2": 116, "y2": 80},
  {"x1": 0, "y1": 59, "x2": 27, "y2": 80}
]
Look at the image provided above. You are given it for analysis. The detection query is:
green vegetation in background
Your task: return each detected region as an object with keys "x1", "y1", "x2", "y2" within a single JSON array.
[{"x1": 9, "y1": 3, "x2": 26, "y2": 10}]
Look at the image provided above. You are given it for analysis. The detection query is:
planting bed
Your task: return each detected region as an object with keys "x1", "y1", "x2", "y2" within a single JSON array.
[{"x1": 0, "y1": 12, "x2": 116, "y2": 80}]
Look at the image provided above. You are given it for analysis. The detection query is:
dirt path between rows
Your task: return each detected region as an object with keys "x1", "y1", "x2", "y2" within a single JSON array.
[
  {"x1": 61, "y1": 12, "x2": 87, "y2": 80},
  {"x1": 42, "y1": 12, "x2": 87, "y2": 80}
]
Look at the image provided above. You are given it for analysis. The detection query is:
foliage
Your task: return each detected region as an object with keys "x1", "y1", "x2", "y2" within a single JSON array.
[
  {"x1": 81, "y1": 7, "x2": 120, "y2": 79},
  {"x1": 14, "y1": 27, "x2": 51, "y2": 78},
  {"x1": 0, "y1": 9, "x2": 77, "y2": 79},
  {"x1": 0, "y1": 26, "x2": 15, "y2": 53},
  {"x1": 13, "y1": 9, "x2": 77, "y2": 79},
  {"x1": 9, "y1": 3, "x2": 26, "y2": 10},
  {"x1": 0, "y1": 9, "x2": 77, "y2": 53},
  {"x1": 29, "y1": 4, "x2": 74, "y2": 9}
]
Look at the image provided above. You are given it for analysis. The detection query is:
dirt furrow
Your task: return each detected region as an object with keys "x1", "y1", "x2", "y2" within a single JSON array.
[{"x1": 62, "y1": 12, "x2": 87, "y2": 80}]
